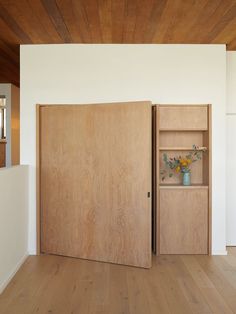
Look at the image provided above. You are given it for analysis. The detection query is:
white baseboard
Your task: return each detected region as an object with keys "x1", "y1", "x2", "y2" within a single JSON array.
[
  {"x1": 0, "y1": 253, "x2": 28, "y2": 294},
  {"x1": 211, "y1": 249, "x2": 228, "y2": 255},
  {"x1": 28, "y1": 250, "x2": 37, "y2": 255}
]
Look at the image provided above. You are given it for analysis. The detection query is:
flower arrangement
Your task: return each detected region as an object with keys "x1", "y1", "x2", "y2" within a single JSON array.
[{"x1": 160, "y1": 145, "x2": 206, "y2": 182}]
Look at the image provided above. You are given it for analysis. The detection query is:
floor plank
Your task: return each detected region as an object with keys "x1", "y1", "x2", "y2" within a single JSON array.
[{"x1": 1, "y1": 249, "x2": 236, "y2": 314}]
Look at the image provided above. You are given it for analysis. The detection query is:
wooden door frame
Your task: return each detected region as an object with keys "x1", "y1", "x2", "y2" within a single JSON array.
[
  {"x1": 36, "y1": 104, "x2": 42, "y2": 255},
  {"x1": 208, "y1": 104, "x2": 212, "y2": 255}
]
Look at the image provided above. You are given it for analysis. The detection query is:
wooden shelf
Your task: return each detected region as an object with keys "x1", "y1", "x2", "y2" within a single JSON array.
[
  {"x1": 160, "y1": 184, "x2": 209, "y2": 189},
  {"x1": 159, "y1": 146, "x2": 207, "y2": 151},
  {"x1": 159, "y1": 129, "x2": 208, "y2": 132}
]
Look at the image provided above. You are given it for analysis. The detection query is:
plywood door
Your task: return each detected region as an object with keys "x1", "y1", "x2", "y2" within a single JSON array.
[
  {"x1": 160, "y1": 187, "x2": 208, "y2": 254},
  {"x1": 40, "y1": 102, "x2": 152, "y2": 268}
]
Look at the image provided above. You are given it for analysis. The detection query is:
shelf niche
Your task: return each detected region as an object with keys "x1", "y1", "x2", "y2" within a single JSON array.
[{"x1": 159, "y1": 130, "x2": 209, "y2": 186}]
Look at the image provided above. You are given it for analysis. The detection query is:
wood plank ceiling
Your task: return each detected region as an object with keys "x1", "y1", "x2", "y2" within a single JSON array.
[{"x1": 1, "y1": 0, "x2": 236, "y2": 87}]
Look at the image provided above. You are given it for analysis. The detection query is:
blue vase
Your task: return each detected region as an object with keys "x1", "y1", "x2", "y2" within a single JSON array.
[{"x1": 183, "y1": 172, "x2": 191, "y2": 186}]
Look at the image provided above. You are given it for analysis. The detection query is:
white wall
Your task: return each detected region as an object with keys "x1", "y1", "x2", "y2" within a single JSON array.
[
  {"x1": 227, "y1": 52, "x2": 236, "y2": 113},
  {"x1": 226, "y1": 52, "x2": 236, "y2": 245},
  {"x1": 20, "y1": 44, "x2": 227, "y2": 255},
  {"x1": 0, "y1": 166, "x2": 28, "y2": 293}
]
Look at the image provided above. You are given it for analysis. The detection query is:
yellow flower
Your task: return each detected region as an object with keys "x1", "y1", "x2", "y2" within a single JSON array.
[
  {"x1": 180, "y1": 158, "x2": 189, "y2": 167},
  {"x1": 175, "y1": 166, "x2": 180, "y2": 173},
  {"x1": 187, "y1": 159, "x2": 192, "y2": 164}
]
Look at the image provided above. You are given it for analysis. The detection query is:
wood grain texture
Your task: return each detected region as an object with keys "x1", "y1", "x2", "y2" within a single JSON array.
[
  {"x1": 1, "y1": 250, "x2": 236, "y2": 313},
  {"x1": 159, "y1": 105, "x2": 208, "y2": 130},
  {"x1": 0, "y1": 142, "x2": 6, "y2": 167},
  {"x1": 1, "y1": 1, "x2": 236, "y2": 85},
  {"x1": 10, "y1": 85, "x2": 20, "y2": 165},
  {"x1": 160, "y1": 131, "x2": 204, "y2": 148},
  {"x1": 152, "y1": 105, "x2": 157, "y2": 254},
  {"x1": 155, "y1": 105, "x2": 160, "y2": 255},
  {"x1": 39, "y1": 102, "x2": 152, "y2": 268},
  {"x1": 207, "y1": 105, "x2": 212, "y2": 254},
  {"x1": 36, "y1": 104, "x2": 41, "y2": 255},
  {"x1": 160, "y1": 188, "x2": 209, "y2": 254}
]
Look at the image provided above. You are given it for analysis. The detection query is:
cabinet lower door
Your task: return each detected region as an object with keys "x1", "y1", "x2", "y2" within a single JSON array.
[
  {"x1": 160, "y1": 188, "x2": 208, "y2": 254},
  {"x1": 40, "y1": 102, "x2": 152, "y2": 268}
]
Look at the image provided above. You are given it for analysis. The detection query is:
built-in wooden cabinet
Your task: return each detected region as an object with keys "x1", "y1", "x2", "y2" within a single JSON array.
[
  {"x1": 155, "y1": 105, "x2": 211, "y2": 255},
  {"x1": 36, "y1": 102, "x2": 211, "y2": 268}
]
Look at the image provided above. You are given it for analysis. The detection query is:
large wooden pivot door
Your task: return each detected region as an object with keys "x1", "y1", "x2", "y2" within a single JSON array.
[{"x1": 40, "y1": 102, "x2": 152, "y2": 268}]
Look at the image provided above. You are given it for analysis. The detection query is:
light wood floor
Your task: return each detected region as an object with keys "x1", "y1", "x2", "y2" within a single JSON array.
[{"x1": 1, "y1": 248, "x2": 236, "y2": 314}]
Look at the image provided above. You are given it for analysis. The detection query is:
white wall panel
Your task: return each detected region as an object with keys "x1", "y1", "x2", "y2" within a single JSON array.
[{"x1": 0, "y1": 166, "x2": 28, "y2": 293}]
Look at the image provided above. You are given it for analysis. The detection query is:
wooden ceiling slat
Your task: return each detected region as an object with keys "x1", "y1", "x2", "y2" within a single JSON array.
[
  {"x1": 0, "y1": 37, "x2": 19, "y2": 64},
  {"x1": 144, "y1": 0, "x2": 167, "y2": 43},
  {"x1": 202, "y1": 1, "x2": 236, "y2": 43},
  {"x1": 0, "y1": 54, "x2": 18, "y2": 76},
  {"x1": 133, "y1": 0, "x2": 154, "y2": 43},
  {"x1": 83, "y1": 0, "x2": 102, "y2": 43},
  {"x1": 0, "y1": 3, "x2": 32, "y2": 44},
  {"x1": 71, "y1": 0, "x2": 92, "y2": 43},
  {"x1": 0, "y1": 18, "x2": 22, "y2": 46},
  {"x1": 0, "y1": 58, "x2": 19, "y2": 85},
  {"x1": 168, "y1": 0, "x2": 208, "y2": 43},
  {"x1": 161, "y1": 0, "x2": 190, "y2": 43},
  {"x1": 123, "y1": 0, "x2": 136, "y2": 43},
  {"x1": 183, "y1": 0, "x2": 222, "y2": 43},
  {"x1": 211, "y1": 16, "x2": 236, "y2": 44},
  {"x1": 228, "y1": 36, "x2": 236, "y2": 50},
  {"x1": 41, "y1": 0, "x2": 72, "y2": 43},
  {"x1": 27, "y1": 0, "x2": 64, "y2": 43},
  {"x1": 1, "y1": 0, "x2": 51, "y2": 44},
  {"x1": 152, "y1": 0, "x2": 177, "y2": 43},
  {"x1": 111, "y1": 0, "x2": 126, "y2": 43},
  {"x1": 14, "y1": 0, "x2": 52, "y2": 44},
  {"x1": 0, "y1": 71, "x2": 18, "y2": 86},
  {"x1": 98, "y1": 0, "x2": 112, "y2": 43},
  {"x1": 0, "y1": 44, "x2": 19, "y2": 67},
  {"x1": 56, "y1": 0, "x2": 82, "y2": 43}
]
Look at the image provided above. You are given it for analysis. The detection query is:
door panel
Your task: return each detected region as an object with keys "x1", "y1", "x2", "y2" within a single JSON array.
[
  {"x1": 40, "y1": 102, "x2": 152, "y2": 268},
  {"x1": 160, "y1": 188, "x2": 208, "y2": 254},
  {"x1": 159, "y1": 105, "x2": 208, "y2": 130}
]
